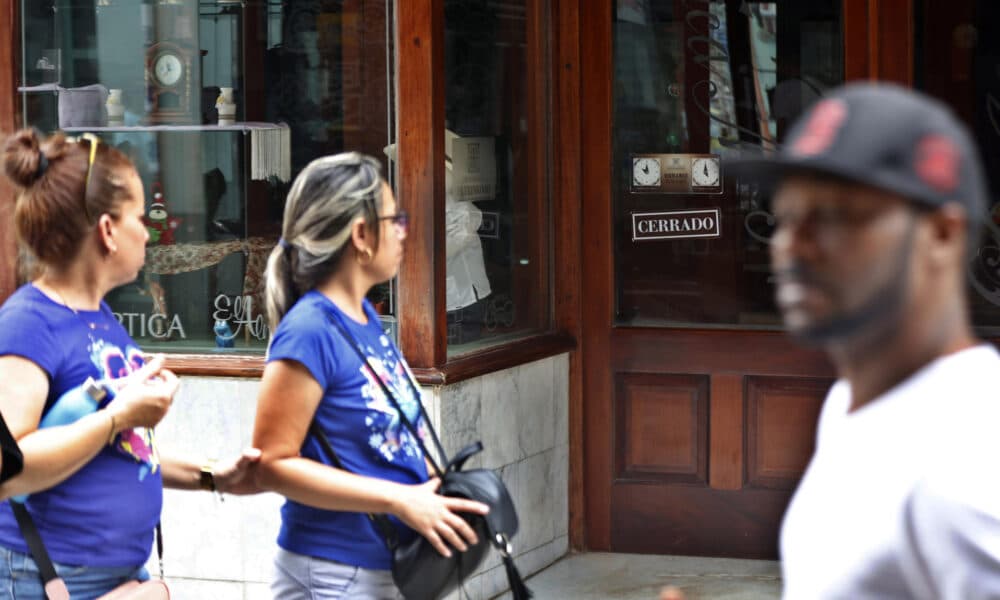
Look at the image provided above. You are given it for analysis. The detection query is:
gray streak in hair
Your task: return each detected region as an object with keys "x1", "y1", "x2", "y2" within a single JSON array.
[{"x1": 264, "y1": 152, "x2": 384, "y2": 331}]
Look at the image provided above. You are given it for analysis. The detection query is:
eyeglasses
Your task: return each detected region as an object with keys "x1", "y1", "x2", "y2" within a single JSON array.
[
  {"x1": 378, "y1": 210, "x2": 409, "y2": 231},
  {"x1": 67, "y1": 132, "x2": 100, "y2": 223}
]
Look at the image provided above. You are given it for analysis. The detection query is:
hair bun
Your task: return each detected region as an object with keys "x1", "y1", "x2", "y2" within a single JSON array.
[{"x1": 3, "y1": 129, "x2": 47, "y2": 188}]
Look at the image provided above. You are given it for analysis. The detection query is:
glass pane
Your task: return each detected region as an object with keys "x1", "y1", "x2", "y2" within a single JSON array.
[
  {"x1": 443, "y1": 0, "x2": 551, "y2": 356},
  {"x1": 613, "y1": 0, "x2": 842, "y2": 328},
  {"x1": 915, "y1": 0, "x2": 1000, "y2": 336},
  {"x1": 19, "y1": 0, "x2": 396, "y2": 352}
]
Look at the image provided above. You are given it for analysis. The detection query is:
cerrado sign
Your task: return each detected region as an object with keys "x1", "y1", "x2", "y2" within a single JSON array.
[{"x1": 631, "y1": 208, "x2": 721, "y2": 241}]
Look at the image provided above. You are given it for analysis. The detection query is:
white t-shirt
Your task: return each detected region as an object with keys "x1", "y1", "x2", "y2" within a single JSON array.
[{"x1": 780, "y1": 345, "x2": 1000, "y2": 600}]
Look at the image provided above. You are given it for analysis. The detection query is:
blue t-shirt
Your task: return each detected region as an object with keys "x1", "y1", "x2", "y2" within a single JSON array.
[
  {"x1": 0, "y1": 284, "x2": 162, "y2": 567},
  {"x1": 268, "y1": 291, "x2": 429, "y2": 570}
]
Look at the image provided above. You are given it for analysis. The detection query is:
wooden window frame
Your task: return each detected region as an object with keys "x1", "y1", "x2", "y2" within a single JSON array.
[
  {"x1": 0, "y1": 0, "x2": 581, "y2": 545},
  {"x1": 0, "y1": 0, "x2": 574, "y2": 385},
  {"x1": 0, "y1": 0, "x2": 18, "y2": 305},
  {"x1": 396, "y1": 0, "x2": 573, "y2": 386}
]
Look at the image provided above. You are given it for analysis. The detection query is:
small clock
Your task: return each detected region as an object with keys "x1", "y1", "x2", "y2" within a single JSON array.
[
  {"x1": 632, "y1": 157, "x2": 661, "y2": 188},
  {"x1": 145, "y1": 41, "x2": 198, "y2": 124},
  {"x1": 153, "y1": 52, "x2": 184, "y2": 87},
  {"x1": 691, "y1": 156, "x2": 721, "y2": 188}
]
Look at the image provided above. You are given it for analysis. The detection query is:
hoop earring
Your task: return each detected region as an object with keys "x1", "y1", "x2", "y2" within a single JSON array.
[{"x1": 357, "y1": 247, "x2": 374, "y2": 265}]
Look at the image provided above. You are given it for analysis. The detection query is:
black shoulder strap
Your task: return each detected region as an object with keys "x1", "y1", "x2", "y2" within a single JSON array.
[
  {"x1": 12, "y1": 500, "x2": 164, "y2": 595},
  {"x1": 324, "y1": 309, "x2": 447, "y2": 477},
  {"x1": 308, "y1": 306, "x2": 456, "y2": 551},
  {"x1": 11, "y1": 502, "x2": 60, "y2": 584},
  {"x1": 308, "y1": 420, "x2": 399, "y2": 550}
]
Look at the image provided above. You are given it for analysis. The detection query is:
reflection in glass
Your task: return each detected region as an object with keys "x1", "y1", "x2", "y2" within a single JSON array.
[
  {"x1": 917, "y1": 0, "x2": 1000, "y2": 334},
  {"x1": 443, "y1": 0, "x2": 550, "y2": 356},
  {"x1": 19, "y1": 0, "x2": 396, "y2": 352},
  {"x1": 613, "y1": 0, "x2": 842, "y2": 328}
]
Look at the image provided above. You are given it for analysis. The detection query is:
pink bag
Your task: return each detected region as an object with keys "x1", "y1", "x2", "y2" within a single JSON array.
[
  {"x1": 12, "y1": 502, "x2": 169, "y2": 600},
  {"x1": 40, "y1": 577, "x2": 169, "y2": 600},
  {"x1": 97, "y1": 579, "x2": 170, "y2": 600}
]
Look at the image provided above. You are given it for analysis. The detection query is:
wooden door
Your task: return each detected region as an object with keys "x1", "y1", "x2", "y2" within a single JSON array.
[{"x1": 579, "y1": 0, "x2": 881, "y2": 558}]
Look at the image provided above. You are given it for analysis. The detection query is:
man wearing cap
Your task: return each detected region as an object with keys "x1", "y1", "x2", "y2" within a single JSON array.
[{"x1": 748, "y1": 82, "x2": 1000, "y2": 598}]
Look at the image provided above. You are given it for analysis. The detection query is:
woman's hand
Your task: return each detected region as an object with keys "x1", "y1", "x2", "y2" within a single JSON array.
[
  {"x1": 659, "y1": 586, "x2": 686, "y2": 600},
  {"x1": 0, "y1": 355, "x2": 176, "y2": 499},
  {"x1": 106, "y1": 355, "x2": 178, "y2": 432},
  {"x1": 393, "y1": 477, "x2": 490, "y2": 558},
  {"x1": 212, "y1": 448, "x2": 263, "y2": 495}
]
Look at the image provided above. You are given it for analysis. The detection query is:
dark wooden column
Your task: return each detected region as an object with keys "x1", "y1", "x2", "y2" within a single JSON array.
[
  {"x1": 843, "y1": 0, "x2": 869, "y2": 80},
  {"x1": 843, "y1": 0, "x2": 913, "y2": 84},
  {"x1": 0, "y1": 0, "x2": 19, "y2": 303},
  {"x1": 551, "y1": 0, "x2": 584, "y2": 550},
  {"x1": 875, "y1": 0, "x2": 914, "y2": 85},
  {"x1": 397, "y1": 0, "x2": 446, "y2": 369},
  {"x1": 580, "y1": 0, "x2": 614, "y2": 551},
  {"x1": 342, "y1": 0, "x2": 391, "y2": 160}
]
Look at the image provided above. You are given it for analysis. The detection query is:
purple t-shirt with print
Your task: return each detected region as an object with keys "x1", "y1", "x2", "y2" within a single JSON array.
[
  {"x1": 268, "y1": 290, "x2": 430, "y2": 570},
  {"x1": 0, "y1": 284, "x2": 162, "y2": 567}
]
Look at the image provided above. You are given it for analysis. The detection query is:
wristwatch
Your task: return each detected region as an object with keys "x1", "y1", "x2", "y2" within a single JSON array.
[{"x1": 199, "y1": 462, "x2": 216, "y2": 492}]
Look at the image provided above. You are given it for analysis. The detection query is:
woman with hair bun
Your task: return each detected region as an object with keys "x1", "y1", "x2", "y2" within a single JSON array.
[
  {"x1": 253, "y1": 152, "x2": 488, "y2": 599},
  {"x1": 0, "y1": 128, "x2": 260, "y2": 598}
]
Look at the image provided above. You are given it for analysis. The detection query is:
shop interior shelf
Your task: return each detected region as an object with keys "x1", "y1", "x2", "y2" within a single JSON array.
[{"x1": 60, "y1": 122, "x2": 287, "y2": 133}]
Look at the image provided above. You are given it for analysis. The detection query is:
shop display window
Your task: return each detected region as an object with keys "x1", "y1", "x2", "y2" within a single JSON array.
[
  {"x1": 612, "y1": 1, "x2": 843, "y2": 329},
  {"x1": 19, "y1": 0, "x2": 396, "y2": 354},
  {"x1": 442, "y1": 0, "x2": 552, "y2": 357},
  {"x1": 916, "y1": 0, "x2": 1000, "y2": 336}
]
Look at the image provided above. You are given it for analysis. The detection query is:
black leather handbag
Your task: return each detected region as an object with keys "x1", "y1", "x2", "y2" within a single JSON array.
[{"x1": 314, "y1": 312, "x2": 532, "y2": 600}]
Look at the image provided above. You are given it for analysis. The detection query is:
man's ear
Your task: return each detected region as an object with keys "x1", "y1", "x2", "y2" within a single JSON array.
[{"x1": 925, "y1": 204, "x2": 968, "y2": 269}]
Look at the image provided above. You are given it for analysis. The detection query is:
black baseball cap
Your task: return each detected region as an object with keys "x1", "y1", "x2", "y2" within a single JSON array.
[{"x1": 732, "y1": 82, "x2": 988, "y2": 219}]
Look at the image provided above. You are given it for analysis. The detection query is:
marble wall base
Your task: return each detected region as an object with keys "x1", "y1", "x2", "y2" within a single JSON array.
[
  {"x1": 149, "y1": 352, "x2": 569, "y2": 599},
  {"x1": 430, "y1": 353, "x2": 570, "y2": 599}
]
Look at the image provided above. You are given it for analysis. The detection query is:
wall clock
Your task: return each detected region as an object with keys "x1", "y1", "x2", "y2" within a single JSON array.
[
  {"x1": 145, "y1": 41, "x2": 198, "y2": 124},
  {"x1": 691, "y1": 156, "x2": 720, "y2": 188},
  {"x1": 632, "y1": 156, "x2": 662, "y2": 188}
]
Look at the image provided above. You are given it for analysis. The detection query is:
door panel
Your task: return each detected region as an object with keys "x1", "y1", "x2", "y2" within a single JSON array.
[
  {"x1": 611, "y1": 485, "x2": 797, "y2": 557},
  {"x1": 581, "y1": 0, "x2": 861, "y2": 558},
  {"x1": 615, "y1": 373, "x2": 709, "y2": 484},
  {"x1": 745, "y1": 376, "x2": 828, "y2": 490},
  {"x1": 609, "y1": 370, "x2": 829, "y2": 557},
  {"x1": 610, "y1": 331, "x2": 832, "y2": 556}
]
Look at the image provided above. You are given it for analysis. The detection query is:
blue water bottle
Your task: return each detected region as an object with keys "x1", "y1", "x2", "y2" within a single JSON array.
[
  {"x1": 39, "y1": 377, "x2": 114, "y2": 428},
  {"x1": 10, "y1": 377, "x2": 115, "y2": 503}
]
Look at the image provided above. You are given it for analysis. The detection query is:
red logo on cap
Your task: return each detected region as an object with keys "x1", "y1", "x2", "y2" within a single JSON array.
[
  {"x1": 791, "y1": 99, "x2": 847, "y2": 156},
  {"x1": 914, "y1": 135, "x2": 959, "y2": 193}
]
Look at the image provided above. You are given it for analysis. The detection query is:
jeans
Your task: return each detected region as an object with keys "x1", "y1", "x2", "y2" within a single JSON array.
[
  {"x1": 272, "y1": 548, "x2": 403, "y2": 600},
  {"x1": 0, "y1": 546, "x2": 148, "y2": 600}
]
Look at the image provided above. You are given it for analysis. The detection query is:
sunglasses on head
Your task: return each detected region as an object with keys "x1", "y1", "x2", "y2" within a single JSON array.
[{"x1": 66, "y1": 132, "x2": 100, "y2": 223}]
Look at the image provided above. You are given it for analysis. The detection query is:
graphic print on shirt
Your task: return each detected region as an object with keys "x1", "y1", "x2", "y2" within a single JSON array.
[
  {"x1": 361, "y1": 334, "x2": 428, "y2": 462},
  {"x1": 88, "y1": 339, "x2": 159, "y2": 480}
]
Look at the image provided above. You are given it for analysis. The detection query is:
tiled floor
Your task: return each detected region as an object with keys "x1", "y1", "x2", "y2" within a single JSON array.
[{"x1": 495, "y1": 552, "x2": 782, "y2": 600}]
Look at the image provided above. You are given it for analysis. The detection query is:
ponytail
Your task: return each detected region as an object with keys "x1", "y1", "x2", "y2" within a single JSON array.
[{"x1": 264, "y1": 152, "x2": 383, "y2": 330}]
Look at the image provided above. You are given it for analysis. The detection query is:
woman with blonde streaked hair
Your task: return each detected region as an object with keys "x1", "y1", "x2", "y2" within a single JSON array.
[{"x1": 254, "y1": 152, "x2": 488, "y2": 599}]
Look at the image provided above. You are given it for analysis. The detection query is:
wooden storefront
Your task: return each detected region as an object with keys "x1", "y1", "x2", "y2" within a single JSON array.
[{"x1": 4, "y1": 0, "x2": 995, "y2": 562}]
